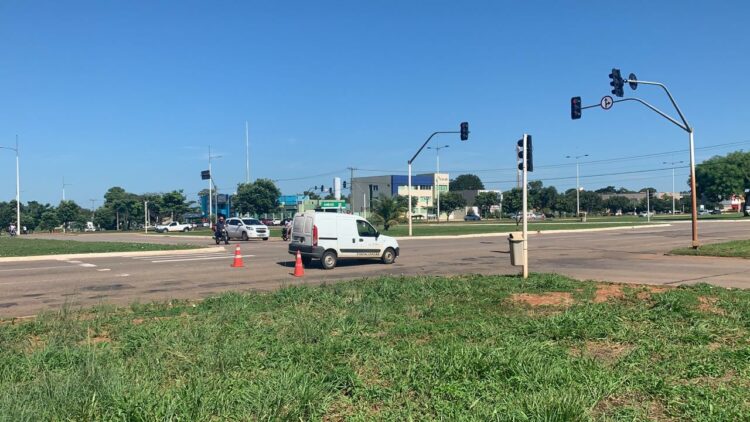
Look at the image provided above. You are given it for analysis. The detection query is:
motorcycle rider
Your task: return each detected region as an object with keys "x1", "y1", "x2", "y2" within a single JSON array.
[
  {"x1": 214, "y1": 215, "x2": 228, "y2": 244},
  {"x1": 282, "y1": 218, "x2": 293, "y2": 241}
]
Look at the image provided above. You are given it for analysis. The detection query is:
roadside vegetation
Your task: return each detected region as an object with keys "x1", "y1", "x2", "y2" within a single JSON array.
[
  {"x1": 1, "y1": 274, "x2": 748, "y2": 420},
  {"x1": 671, "y1": 239, "x2": 750, "y2": 259},
  {"x1": 0, "y1": 237, "x2": 199, "y2": 257}
]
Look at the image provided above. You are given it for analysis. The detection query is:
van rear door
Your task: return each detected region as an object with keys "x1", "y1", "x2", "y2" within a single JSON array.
[{"x1": 291, "y1": 213, "x2": 314, "y2": 246}]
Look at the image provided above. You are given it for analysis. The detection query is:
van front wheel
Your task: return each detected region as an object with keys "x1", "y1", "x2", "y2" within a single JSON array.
[
  {"x1": 381, "y1": 248, "x2": 396, "y2": 264},
  {"x1": 321, "y1": 250, "x2": 337, "y2": 270}
]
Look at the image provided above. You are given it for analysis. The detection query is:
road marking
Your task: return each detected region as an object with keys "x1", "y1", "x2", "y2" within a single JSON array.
[
  {"x1": 79, "y1": 263, "x2": 97, "y2": 268},
  {"x1": 0, "y1": 265, "x2": 76, "y2": 273},
  {"x1": 97, "y1": 269, "x2": 111, "y2": 272},
  {"x1": 130, "y1": 252, "x2": 234, "y2": 260},
  {"x1": 148, "y1": 254, "x2": 256, "y2": 263}
]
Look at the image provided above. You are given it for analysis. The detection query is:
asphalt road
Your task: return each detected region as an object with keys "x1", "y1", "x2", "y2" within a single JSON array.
[{"x1": 2, "y1": 220, "x2": 749, "y2": 318}]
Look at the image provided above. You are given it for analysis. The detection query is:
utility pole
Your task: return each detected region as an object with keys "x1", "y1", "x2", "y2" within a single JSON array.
[
  {"x1": 62, "y1": 177, "x2": 72, "y2": 202},
  {"x1": 521, "y1": 134, "x2": 529, "y2": 279},
  {"x1": 144, "y1": 200, "x2": 149, "y2": 233}
]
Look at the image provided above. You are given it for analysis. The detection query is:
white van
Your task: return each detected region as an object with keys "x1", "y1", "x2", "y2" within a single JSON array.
[{"x1": 288, "y1": 211, "x2": 400, "y2": 269}]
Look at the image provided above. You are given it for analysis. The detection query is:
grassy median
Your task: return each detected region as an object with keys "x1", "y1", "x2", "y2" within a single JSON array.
[
  {"x1": 1, "y1": 274, "x2": 748, "y2": 420},
  {"x1": 671, "y1": 239, "x2": 750, "y2": 259},
  {"x1": 0, "y1": 237, "x2": 199, "y2": 257}
]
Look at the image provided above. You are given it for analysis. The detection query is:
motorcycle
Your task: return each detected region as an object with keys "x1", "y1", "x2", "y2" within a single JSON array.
[
  {"x1": 281, "y1": 226, "x2": 291, "y2": 241},
  {"x1": 214, "y1": 228, "x2": 229, "y2": 245}
]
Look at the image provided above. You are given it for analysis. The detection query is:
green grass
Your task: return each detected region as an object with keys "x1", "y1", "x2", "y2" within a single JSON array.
[
  {"x1": 0, "y1": 237, "x2": 200, "y2": 257},
  {"x1": 378, "y1": 220, "x2": 657, "y2": 236},
  {"x1": 1, "y1": 274, "x2": 748, "y2": 420},
  {"x1": 671, "y1": 239, "x2": 750, "y2": 258}
]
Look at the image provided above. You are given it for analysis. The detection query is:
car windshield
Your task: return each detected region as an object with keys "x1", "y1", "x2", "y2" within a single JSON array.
[{"x1": 242, "y1": 219, "x2": 262, "y2": 226}]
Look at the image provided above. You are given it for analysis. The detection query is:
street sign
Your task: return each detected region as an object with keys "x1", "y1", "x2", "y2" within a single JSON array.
[
  {"x1": 320, "y1": 200, "x2": 346, "y2": 208},
  {"x1": 628, "y1": 73, "x2": 638, "y2": 90},
  {"x1": 600, "y1": 96, "x2": 614, "y2": 110},
  {"x1": 201, "y1": 170, "x2": 210, "y2": 180}
]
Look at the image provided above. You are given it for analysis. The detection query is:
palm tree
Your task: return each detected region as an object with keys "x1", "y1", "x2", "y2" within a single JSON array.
[{"x1": 371, "y1": 194, "x2": 404, "y2": 231}]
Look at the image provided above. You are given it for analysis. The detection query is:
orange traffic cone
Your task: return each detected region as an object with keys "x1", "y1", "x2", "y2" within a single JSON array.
[
  {"x1": 230, "y1": 244, "x2": 244, "y2": 268},
  {"x1": 293, "y1": 250, "x2": 304, "y2": 277}
]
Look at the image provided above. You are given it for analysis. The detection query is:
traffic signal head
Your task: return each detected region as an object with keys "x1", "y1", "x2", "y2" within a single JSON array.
[
  {"x1": 320, "y1": 185, "x2": 324, "y2": 192},
  {"x1": 571, "y1": 96, "x2": 582, "y2": 120},
  {"x1": 516, "y1": 135, "x2": 534, "y2": 172},
  {"x1": 343, "y1": 181, "x2": 347, "y2": 189},
  {"x1": 329, "y1": 187, "x2": 333, "y2": 194},
  {"x1": 460, "y1": 122, "x2": 469, "y2": 141},
  {"x1": 609, "y1": 68, "x2": 624, "y2": 97}
]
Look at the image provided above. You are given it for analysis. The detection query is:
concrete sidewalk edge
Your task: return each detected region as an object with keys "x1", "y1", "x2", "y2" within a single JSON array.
[{"x1": 0, "y1": 247, "x2": 226, "y2": 263}]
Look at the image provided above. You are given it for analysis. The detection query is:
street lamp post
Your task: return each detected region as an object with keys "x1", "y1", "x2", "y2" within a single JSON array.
[
  {"x1": 0, "y1": 136, "x2": 20, "y2": 232},
  {"x1": 208, "y1": 146, "x2": 222, "y2": 223},
  {"x1": 427, "y1": 144, "x2": 449, "y2": 223},
  {"x1": 62, "y1": 177, "x2": 72, "y2": 201},
  {"x1": 565, "y1": 154, "x2": 588, "y2": 216},
  {"x1": 663, "y1": 160, "x2": 684, "y2": 215}
]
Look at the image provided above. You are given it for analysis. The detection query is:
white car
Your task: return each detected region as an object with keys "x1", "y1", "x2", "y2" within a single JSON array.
[
  {"x1": 225, "y1": 217, "x2": 269, "y2": 241},
  {"x1": 288, "y1": 210, "x2": 399, "y2": 269},
  {"x1": 272, "y1": 219, "x2": 282, "y2": 226}
]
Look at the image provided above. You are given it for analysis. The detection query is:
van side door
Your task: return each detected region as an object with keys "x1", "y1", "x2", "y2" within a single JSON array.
[{"x1": 352, "y1": 219, "x2": 381, "y2": 258}]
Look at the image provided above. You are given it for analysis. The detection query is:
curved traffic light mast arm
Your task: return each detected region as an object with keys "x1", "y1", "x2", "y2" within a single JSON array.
[
  {"x1": 612, "y1": 97, "x2": 689, "y2": 132},
  {"x1": 627, "y1": 79, "x2": 691, "y2": 133},
  {"x1": 409, "y1": 131, "x2": 458, "y2": 165}
]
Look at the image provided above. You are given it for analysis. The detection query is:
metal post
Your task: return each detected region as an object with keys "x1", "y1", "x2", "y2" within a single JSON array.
[
  {"x1": 408, "y1": 163, "x2": 412, "y2": 235},
  {"x1": 15, "y1": 136, "x2": 20, "y2": 232},
  {"x1": 522, "y1": 134, "x2": 529, "y2": 279},
  {"x1": 689, "y1": 130, "x2": 699, "y2": 247},
  {"x1": 566, "y1": 154, "x2": 587, "y2": 218},
  {"x1": 208, "y1": 145, "x2": 212, "y2": 224},
  {"x1": 647, "y1": 189, "x2": 651, "y2": 223},
  {"x1": 144, "y1": 200, "x2": 149, "y2": 233},
  {"x1": 245, "y1": 121, "x2": 250, "y2": 183},
  {"x1": 436, "y1": 151, "x2": 440, "y2": 223},
  {"x1": 663, "y1": 160, "x2": 683, "y2": 215}
]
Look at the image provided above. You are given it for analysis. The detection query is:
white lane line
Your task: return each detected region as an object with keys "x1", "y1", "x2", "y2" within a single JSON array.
[
  {"x1": 0, "y1": 265, "x2": 77, "y2": 273},
  {"x1": 150, "y1": 254, "x2": 255, "y2": 263},
  {"x1": 118, "y1": 273, "x2": 130, "y2": 277},
  {"x1": 97, "y1": 269, "x2": 111, "y2": 272},
  {"x1": 79, "y1": 263, "x2": 97, "y2": 268},
  {"x1": 131, "y1": 253, "x2": 233, "y2": 260},
  {"x1": 66, "y1": 260, "x2": 82, "y2": 264}
]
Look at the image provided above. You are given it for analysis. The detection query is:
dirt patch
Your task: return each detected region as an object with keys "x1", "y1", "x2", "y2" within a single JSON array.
[
  {"x1": 25, "y1": 335, "x2": 45, "y2": 353},
  {"x1": 593, "y1": 284, "x2": 625, "y2": 303},
  {"x1": 572, "y1": 340, "x2": 633, "y2": 365},
  {"x1": 697, "y1": 296, "x2": 726, "y2": 315},
  {"x1": 510, "y1": 292, "x2": 574, "y2": 307},
  {"x1": 677, "y1": 370, "x2": 742, "y2": 388},
  {"x1": 82, "y1": 327, "x2": 112, "y2": 345},
  {"x1": 636, "y1": 286, "x2": 669, "y2": 300},
  {"x1": 592, "y1": 392, "x2": 672, "y2": 421}
]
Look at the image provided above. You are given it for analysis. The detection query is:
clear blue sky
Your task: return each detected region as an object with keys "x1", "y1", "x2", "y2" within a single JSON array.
[{"x1": 1, "y1": 1, "x2": 749, "y2": 207}]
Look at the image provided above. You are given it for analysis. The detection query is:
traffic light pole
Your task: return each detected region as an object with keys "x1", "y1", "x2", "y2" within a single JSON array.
[
  {"x1": 620, "y1": 78, "x2": 698, "y2": 248},
  {"x1": 408, "y1": 131, "x2": 460, "y2": 236},
  {"x1": 522, "y1": 134, "x2": 529, "y2": 279},
  {"x1": 576, "y1": 77, "x2": 698, "y2": 248}
]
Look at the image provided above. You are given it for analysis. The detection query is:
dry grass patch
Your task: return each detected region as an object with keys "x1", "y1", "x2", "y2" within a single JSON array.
[
  {"x1": 593, "y1": 392, "x2": 673, "y2": 421},
  {"x1": 697, "y1": 296, "x2": 726, "y2": 315},
  {"x1": 510, "y1": 292, "x2": 574, "y2": 307}
]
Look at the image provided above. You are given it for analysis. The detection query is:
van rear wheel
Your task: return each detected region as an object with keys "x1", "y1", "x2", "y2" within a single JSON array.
[
  {"x1": 381, "y1": 248, "x2": 396, "y2": 264},
  {"x1": 321, "y1": 250, "x2": 337, "y2": 270}
]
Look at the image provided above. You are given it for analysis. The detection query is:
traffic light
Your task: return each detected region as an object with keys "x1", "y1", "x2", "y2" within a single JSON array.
[
  {"x1": 517, "y1": 135, "x2": 534, "y2": 172},
  {"x1": 320, "y1": 185, "x2": 324, "y2": 192},
  {"x1": 571, "y1": 96, "x2": 582, "y2": 120},
  {"x1": 460, "y1": 122, "x2": 469, "y2": 141},
  {"x1": 609, "y1": 68, "x2": 624, "y2": 97},
  {"x1": 329, "y1": 187, "x2": 333, "y2": 194},
  {"x1": 343, "y1": 181, "x2": 347, "y2": 189}
]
